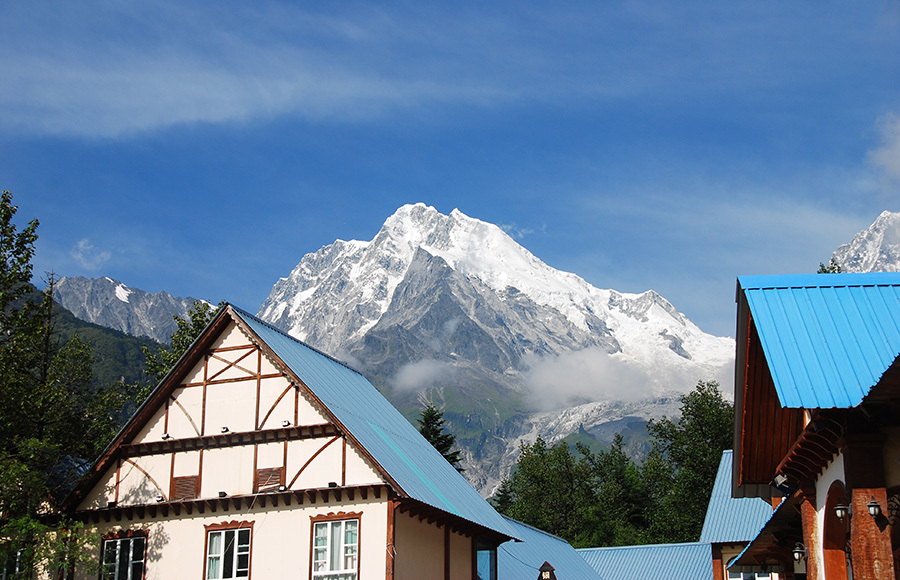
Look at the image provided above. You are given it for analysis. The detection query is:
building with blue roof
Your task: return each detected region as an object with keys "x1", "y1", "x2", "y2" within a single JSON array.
[
  {"x1": 731, "y1": 273, "x2": 900, "y2": 580},
  {"x1": 64, "y1": 304, "x2": 519, "y2": 579},
  {"x1": 498, "y1": 516, "x2": 603, "y2": 580},
  {"x1": 578, "y1": 542, "x2": 713, "y2": 580}
]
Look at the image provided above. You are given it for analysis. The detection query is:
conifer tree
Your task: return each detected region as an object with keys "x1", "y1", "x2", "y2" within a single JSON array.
[
  {"x1": 0, "y1": 191, "x2": 135, "y2": 575},
  {"x1": 417, "y1": 404, "x2": 464, "y2": 471}
]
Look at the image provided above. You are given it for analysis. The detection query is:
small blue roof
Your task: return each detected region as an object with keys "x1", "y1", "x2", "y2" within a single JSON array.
[
  {"x1": 578, "y1": 542, "x2": 713, "y2": 580},
  {"x1": 699, "y1": 451, "x2": 774, "y2": 544},
  {"x1": 232, "y1": 307, "x2": 517, "y2": 540},
  {"x1": 498, "y1": 517, "x2": 603, "y2": 580},
  {"x1": 738, "y1": 273, "x2": 900, "y2": 408}
]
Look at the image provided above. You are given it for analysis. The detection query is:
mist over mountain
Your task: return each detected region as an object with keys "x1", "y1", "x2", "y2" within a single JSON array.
[
  {"x1": 259, "y1": 204, "x2": 735, "y2": 490},
  {"x1": 54, "y1": 276, "x2": 200, "y2": 343}
]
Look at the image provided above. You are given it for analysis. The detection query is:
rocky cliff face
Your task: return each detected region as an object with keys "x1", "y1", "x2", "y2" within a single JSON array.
[
  {"x1": 832, "y1": 211, "x2": 900, "y2": 273},
  {"x1": 259, "y1": 204, "x2": 734, "y2": 492},
  {"x1": 54, "y1": 276, "x2": 199, "y2": 343}
]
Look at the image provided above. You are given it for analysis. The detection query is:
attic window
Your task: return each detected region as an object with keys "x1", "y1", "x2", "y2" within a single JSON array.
[
  {"x1": 171, "y1": 475, "x2": 199, "y2": 500},
  {"x1": 254, "y1": 467, "x2": 284, "y2": 492}
]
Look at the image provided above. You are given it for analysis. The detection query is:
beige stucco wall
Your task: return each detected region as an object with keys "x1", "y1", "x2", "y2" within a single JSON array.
[
  {"x1": 393, "y1": 511, "x2": 473, "y2": 580},
  {"x1": 73, "y1": 497, "x2": 389, "y2": 580}
]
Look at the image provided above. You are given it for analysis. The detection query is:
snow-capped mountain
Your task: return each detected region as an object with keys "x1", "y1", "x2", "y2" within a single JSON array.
[
  {"x1": 54, "y1": 276, "x2": 200, "y2": 343},
  {"x1": 832, "y1": 211, "x2": 900, "y2": 272},
  {"x1": 259, "y1": 204, "x2": 735, "y2": 491}
]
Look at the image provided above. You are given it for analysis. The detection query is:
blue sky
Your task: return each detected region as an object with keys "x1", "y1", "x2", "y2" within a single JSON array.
[{"x1": 3, "y1": 1, "x2": 898, "y2": 337}]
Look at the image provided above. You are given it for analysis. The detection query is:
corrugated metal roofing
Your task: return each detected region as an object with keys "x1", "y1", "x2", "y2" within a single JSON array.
[
  {"x1": 578, "y1": 542, "x2": 713, "y2": 580},
  {"x1": 232, "y1": 307, "x2": 518, "y2": 540},
  {"x1": 738, "y1": 273, "x2": 900, "y2": 409},
  {"x1": 699, "y1": 451, "x2": 774, "y2": 544},
  {"x1": 498, "y1": 517, "x2": 603, "y2": 580}
]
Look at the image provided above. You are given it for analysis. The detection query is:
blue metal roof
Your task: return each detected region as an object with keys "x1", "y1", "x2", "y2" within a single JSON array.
[
  {"x1": 232, "y1": 307, "x2": 517, "y2": 540},
  {"x1": 699, "y1": 451, "x2": 774, "y2": 544},
  {"x1": 498, "y1": 517, "x2": 603, "y2": 580},
  {"x1": 578, "y1": 542, "x2": 713, "y2": 580},
  {"x1": 738, "y1": 273, "x2": 900, "y2": 408}
]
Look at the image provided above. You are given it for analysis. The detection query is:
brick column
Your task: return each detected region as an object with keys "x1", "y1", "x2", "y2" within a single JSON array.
[
  {"x1": 850, "y1": 487, "x2": 894, "y2": 580},
  {"x1": 799, "y1": 490, "x2": 819, "y2": 580}
]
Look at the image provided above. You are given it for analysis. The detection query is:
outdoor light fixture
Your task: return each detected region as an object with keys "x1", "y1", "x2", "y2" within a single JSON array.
[
  {"x1": 792, "y1": 543, "x2": 807, "y2": 562},
  {"x1": 156, "y1": 495, "x2": 165, "y2": 503},
  {"x1": 282, "y1": 420, "x2": 291, "y2": 427},
  {"x1": 538, "y1": 562, "x2": 556, "y2": 580},
  {"x1": 328, "y1": 482, "x2": 338, "y2": 488},
  {"x1": 221, "y1": 426, "x2": 229, "y2": 433},
  {"x1": 868, "y1": 496, "x2": 882, "y2": 517},
  {"x1": 278, "y1": 485, "x2": 288, "y2": 492},
  {"x1": 161, "y1": 432, "x2": 171, "y2": 440},
  {"x1": 106, "y1": 501, "x2": 117, "y2": 509},
  {"x1": 834, "y1": 502, "x2": 849, "y2": 521},
  {"x1": 218, "y1": 491, "x2": 227, "y2": 498}
]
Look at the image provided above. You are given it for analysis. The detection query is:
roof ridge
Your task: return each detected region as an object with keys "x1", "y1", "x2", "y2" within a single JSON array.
[
  {"x1": 230, "y1": 305, "x2": 365, "y2": 377},
  {"x1": 578, "y1": 541, "x2": 709, "y2": 552}
]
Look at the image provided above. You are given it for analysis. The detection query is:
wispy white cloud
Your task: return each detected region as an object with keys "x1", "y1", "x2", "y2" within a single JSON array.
[
  {"x1": 70, "y1": 239, "x2": 111, "y2": 270},
  {"x1": 1, "y1": 1, "x2": 886, "y2": 138},
  {"x1": 390, "y1": 359, "x2": 458, "y2": 391},
  {"x1": 867, "y1": 112, "x2": 900, "y2": 189}
]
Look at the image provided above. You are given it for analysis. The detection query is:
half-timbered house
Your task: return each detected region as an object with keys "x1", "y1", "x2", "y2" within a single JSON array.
[{"x1": 63, "y1": 305, "x2": 517, "y2": 579}]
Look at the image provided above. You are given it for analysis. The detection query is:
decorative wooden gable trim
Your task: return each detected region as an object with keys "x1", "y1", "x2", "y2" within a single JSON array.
[
  {"x1": 228, "y1": 309, "x2": 405, "y2": 499},
  {"x1": 64, "y1": 305, "x2": 394, "y2": 513}
]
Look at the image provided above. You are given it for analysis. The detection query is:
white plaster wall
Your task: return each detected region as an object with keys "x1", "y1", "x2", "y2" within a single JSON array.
[
  {"x1": 202, "y1": 446, "x2": 255, "y2": 498},
  {"x1": 813, "y1": 451, "x2": 846, "y2": 580},
  {"x1": 73, "y1": 498, "x2": 388, "y2": 580}
]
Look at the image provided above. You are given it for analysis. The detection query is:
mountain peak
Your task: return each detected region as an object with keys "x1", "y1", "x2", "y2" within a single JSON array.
[{"x1": 833, "y1": 210, "x2": 900, "y2": 273}]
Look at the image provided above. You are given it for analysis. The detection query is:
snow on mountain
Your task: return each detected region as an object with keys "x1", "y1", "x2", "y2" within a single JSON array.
[
  {"x1": 832, "y1": 211, "x2": 900, "y2": 272},
  {"x1": 54, "y1": 276, "x2": 200, "y2": 343},
  {"x1": 259, "y1": 204, "x2": 735, "y2": 492},
  {"x1": 260, "y1": 203, "x2": 733, "y2": 398}
]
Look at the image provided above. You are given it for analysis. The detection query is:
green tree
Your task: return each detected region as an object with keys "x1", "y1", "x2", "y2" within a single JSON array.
[
  {"x1": 417, "y1": 404, "x2": 463, "y2": 471},
  {"x1": 0, "y1": 191, "x2": 134, "y2": 575},
  {"x1": 502, "y1": 437, "x2": 595, "y2": 546},
  {"x1": 644, "y1": 380, "x2": 733, "y2": 543},
  {"x1": 817, "y1": 257, "x2": 842, "y2": 273},
  {"x1": 143, "y1": 300, "x2": 221, "y2": 382}
]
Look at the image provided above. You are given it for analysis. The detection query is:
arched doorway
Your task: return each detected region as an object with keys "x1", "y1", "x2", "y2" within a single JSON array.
[{"x1": 824, "y1": 480, "x2": 851, "y2": 580}]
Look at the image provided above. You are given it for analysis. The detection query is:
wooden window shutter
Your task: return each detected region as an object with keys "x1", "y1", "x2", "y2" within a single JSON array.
[
  {"x1": 255, "y1": 467, "x2": 283, "y2": 492},
  {"x1": 171, "y1": 475, "x2": 199, "y2": 500}
]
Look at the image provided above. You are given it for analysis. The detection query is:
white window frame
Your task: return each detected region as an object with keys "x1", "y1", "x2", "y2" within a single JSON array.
[
  {"x1": 311, "y1": 518, "x2": 359, "y2": 580},
  {"x1": 205, "y1": 527, "x2": 251, "y2": 579},
  {"x1": 100, "y1": 534, "x2": 146, "y2": 580}
]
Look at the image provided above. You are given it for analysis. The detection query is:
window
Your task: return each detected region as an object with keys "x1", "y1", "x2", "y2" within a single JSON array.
[
  {"x1": 100, "y1": 534, "x2": 146, "y2": 580},
  {"x1": 205, "y1": 524, "x2": 252, "y2": 579},
  {"x1": 311, "y1": 517, "x2": 359, "y2": 580},
  {"x1": 475, "y1": 540, "x2": 497, "y2": 580}
]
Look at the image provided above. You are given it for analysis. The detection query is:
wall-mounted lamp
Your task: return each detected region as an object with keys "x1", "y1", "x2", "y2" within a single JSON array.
[
  {"x1": 278, "y1": 485, "x2": 288, "y2": 492},
  {"x1": 218, "y1": 491, "x2": 228, "y2": 498},
  {"x1": 281, "y1": 420, "x2": 291, "y2": 427},
  {"x1": 106, "y1": 501, "x2": 117, "y2": 509},
  {"x1": 868, "y1": 496, "x2": 882, "y2": 517},
  {"x1": 221, "y1": 426, "x2": 229, "y2": 434},
  {"x1": 538, "y1": 561, "x2": 556, "y2": 580},
  {"x1": 834, "y1": 502, "x2": 850, "y2": 521},
  {"x1": 328, "y1": 482, "x2": 338, "y2": 488},
  {"x1": 161, "y1": 432, "x2": 171, "y2": 440},
  {"x1": 792, "y1": 543, "x2": 807, "y2": 562},
  {"x1": 156, "y1": 495, "x2": 165, "y2": 503}
]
